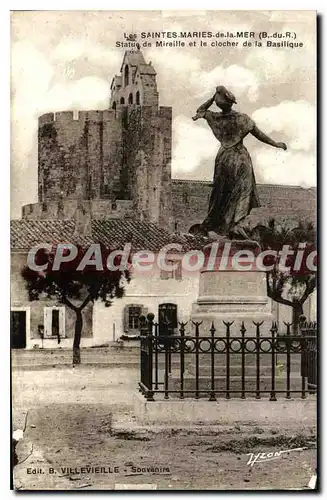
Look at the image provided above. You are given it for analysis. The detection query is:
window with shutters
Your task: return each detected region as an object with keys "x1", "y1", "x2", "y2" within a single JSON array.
[
  {"x1": 51, "y1": 310, "x2": 59, "y2": 337},
  {"x1": 44, "y1": 307, "x2": 65, "y2": 338},
  {"x1": 128, "y1": 306, "x2": 141, "y2": 329},
  {"x1": 123, "y1": 304, "x2": 148, "y2": 334}
]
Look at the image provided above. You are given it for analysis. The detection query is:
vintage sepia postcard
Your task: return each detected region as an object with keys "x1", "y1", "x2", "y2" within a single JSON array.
[{"x1": 11, "y1": 10, "x2": 317, "y2": 491}]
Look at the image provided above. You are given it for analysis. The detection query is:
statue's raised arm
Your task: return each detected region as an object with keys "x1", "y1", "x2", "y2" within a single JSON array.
[{"x1": 192, "y1": 95, "x2": 215, "y2": 121}]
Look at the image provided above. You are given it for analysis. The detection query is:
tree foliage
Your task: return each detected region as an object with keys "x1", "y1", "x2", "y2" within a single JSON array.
[{"x1": 251, "y1": 219, "x2": 317, "y2": 331}]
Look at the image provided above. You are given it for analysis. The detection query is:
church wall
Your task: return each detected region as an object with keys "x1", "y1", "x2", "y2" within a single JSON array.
[
  {"x1": 122, "y1": 105, "x2": 172, "y2": 226},
  {"x1": 38, "y1": 110, "x2": 125, "y2": 204},
  {"x1": 171, "y1": 180, "x2": 317, "y2": 233},
  {"x1": 102, "y1": 110, "x2": 124, "y2": 199},
  {"x1": 22, "y1": 199, "x2": 134, "y2": 220},
  {"x1": 38, "y1": 112, "x2": 89, "y2": 201},
  {"x1": 36, "y1": 103, "x2": 172, "y2": 227}
]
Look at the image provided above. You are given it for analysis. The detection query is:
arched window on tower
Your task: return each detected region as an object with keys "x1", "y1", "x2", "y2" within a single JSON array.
[
  {"x1": 112, "y1": 101, "x2": 116, "y2": 110},
  {"x1": 128, "y1": 93, "x2": 133, "y2": 104},
  {"x1": 136, "y1": 91, "x2": 140, "y2": 105},
  {"x1": 120, "y1": 97, "x2": 125, "y2": 105},
  {"x1": 124, "y1": 65, "x2": 129, "y2": 86}
]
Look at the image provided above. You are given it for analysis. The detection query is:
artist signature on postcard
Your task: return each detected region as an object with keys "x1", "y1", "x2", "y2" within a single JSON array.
[{"x1": 247, "y1": 447, "x2": 306, "y2": 467}]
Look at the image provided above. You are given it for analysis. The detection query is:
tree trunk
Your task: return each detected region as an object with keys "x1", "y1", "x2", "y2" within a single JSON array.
[
  {"x1": 73, "y1": 309, "x2": 83, "y2": 365},
  {"x1": 292, "y1": 302, "x2": 304, "y2": 335},
  {"x1": 62, "y1": 293, "x2": 93, "y2": 366}
]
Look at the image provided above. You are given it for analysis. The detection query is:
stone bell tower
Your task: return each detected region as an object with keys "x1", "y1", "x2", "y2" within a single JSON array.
[{"x1": 109, "y1": 49, "x2": 173, "y2": 227}]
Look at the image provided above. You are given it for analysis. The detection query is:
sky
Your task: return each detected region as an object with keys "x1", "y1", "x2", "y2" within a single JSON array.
[{"x1": 11, "y1": 10, "x2": 316, "y2": 219}]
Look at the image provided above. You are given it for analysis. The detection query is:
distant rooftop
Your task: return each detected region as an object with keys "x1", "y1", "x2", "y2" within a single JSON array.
[{"x1": 10, "y1": 219, "x2": 208, "y2": 252}]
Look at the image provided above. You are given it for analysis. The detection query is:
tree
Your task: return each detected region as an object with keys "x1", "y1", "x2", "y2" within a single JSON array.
[
  {"x1": 251, "y1": 219, "x2": 317, "y2": 333},
  {"x1": 22, "y1": 244, "x2": 131, "y2": 364}
]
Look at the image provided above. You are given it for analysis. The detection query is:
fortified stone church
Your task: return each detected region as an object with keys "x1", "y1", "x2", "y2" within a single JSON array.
[{"x1": 11, "y1": 49, "x2": 316, "y2": 349}]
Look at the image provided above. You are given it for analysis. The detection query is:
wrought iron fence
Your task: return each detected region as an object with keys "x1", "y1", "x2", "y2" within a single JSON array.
[{"x1": 138, "y1": 314, "x2": 317, "y2": 402}]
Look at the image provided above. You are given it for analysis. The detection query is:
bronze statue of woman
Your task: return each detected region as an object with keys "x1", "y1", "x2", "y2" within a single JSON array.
[{"x1": 193, "y1": 86, "x2": 287, "y2": 239}]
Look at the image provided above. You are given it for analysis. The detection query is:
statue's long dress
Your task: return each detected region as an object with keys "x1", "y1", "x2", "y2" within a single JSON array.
[{"x1": 203, "y1": 110, "x2": 260, "y2": 234}]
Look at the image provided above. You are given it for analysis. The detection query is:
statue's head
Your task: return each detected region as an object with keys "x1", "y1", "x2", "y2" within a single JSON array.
[{"x1": 214, "y1": 86, "x2": 237, "y2": 112}]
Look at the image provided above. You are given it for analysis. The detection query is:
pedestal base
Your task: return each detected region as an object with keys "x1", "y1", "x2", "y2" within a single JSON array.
[{"x1": 191, "y1": 240, "x2": 273, "y2": 336}]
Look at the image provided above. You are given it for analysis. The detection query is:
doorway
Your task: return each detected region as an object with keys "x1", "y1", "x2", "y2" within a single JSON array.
[
  {"x1": 158, "y1": 303, "x2": 178, "y2": 334},
  {"x1": 11, "y1": 310, "x2": 27, "y2": 349}
]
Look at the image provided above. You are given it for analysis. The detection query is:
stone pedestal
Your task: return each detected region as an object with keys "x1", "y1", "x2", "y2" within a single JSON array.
[{"x1": 191, "y1": 240, "x2": 273, "y2": 336}]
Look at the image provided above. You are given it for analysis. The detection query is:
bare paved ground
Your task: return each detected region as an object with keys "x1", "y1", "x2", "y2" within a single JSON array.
[
  {"x1": 12, "y1": 365, "x2": 317, "y2": 491},
  {"x1": 12, "y1": 366, "x2": 137, "y2": 409}
]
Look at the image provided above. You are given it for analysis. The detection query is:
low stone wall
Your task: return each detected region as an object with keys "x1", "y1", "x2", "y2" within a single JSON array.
[{"x1": 133, "y1": 392, "x2": 316, "y2": 426}]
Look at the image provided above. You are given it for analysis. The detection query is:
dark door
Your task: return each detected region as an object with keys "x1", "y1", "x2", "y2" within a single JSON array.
[
  {"x1": 11, "y1": 311, "x2": 26, "y2": 349},
  {"x1": 158, "y1": 303, "x2": 178, "y2": 335}
]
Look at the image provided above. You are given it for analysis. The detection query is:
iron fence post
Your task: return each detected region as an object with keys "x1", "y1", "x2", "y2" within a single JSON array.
[
  {"x1": 240, "y1": 322, "x2": 246, "y2": 399},
  {"x1": 209, "y1": 322, "x2": 216, "y2": 401},
  {"x1": 168, "y1": 323, "x2": 173, "y2": 374},
  {"x1": 138, "y1": 314, "x2": 147, "y2": 394},
  {"x1": 154, "y1": 322, "x2": 159, "y2": 390},
  {"x1": 269, "y1": 322, "x2": 277, "y2": 401},
  {"x1": 283, "y1": 322, "x2": 292, "y2": 399},
  {"x1": 223, "y1": 321, "x2": 233, "y2": 399},
  {"x1": 146, "y1": 313, "x2": 154, "y2": 401},
  {"x1": 254, "y1": 321, "x2": 264, "y2": 399},
  {"x1": 179, "y1": 321, "x2": 187, "y2": 399},
  {"x1": 192, "y1": 321, "x2": 202, "y2": 399},
  {"x1": 300, "y1": 322, "x2": 309, "y2": 398}
]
